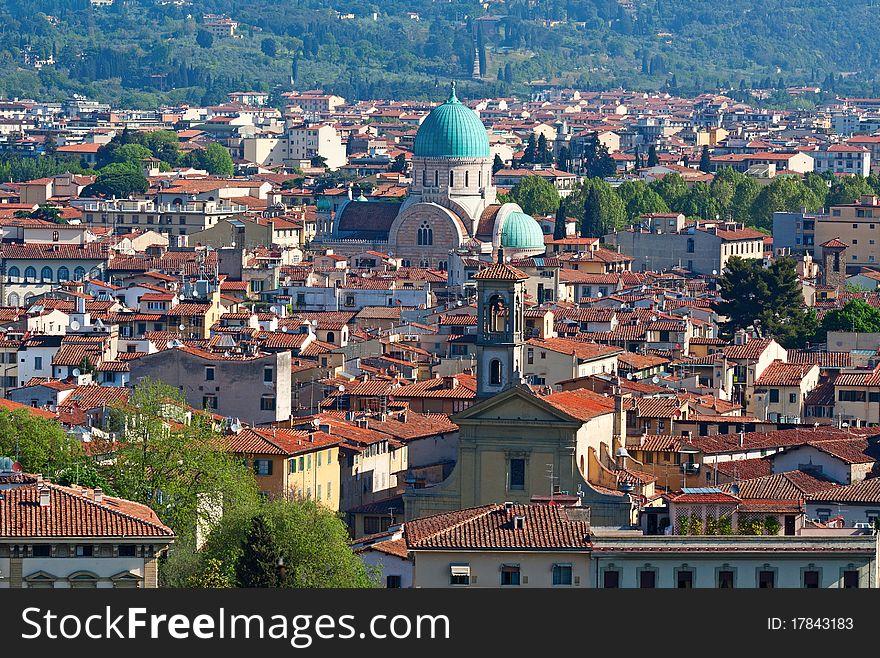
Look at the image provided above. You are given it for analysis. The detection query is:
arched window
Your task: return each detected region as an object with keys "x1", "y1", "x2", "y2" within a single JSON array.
[
  {"x1": 434, "y1": 170, "x2": 439, "y2": 187},
  {"x1": 7, "y1": 292, "x2": 19, "y2": 307},
  {"x1": 52, "y1": 230, "x2": 59, "y2": 242},
  {"x1": 438, "y1": 260, "x2": 447, "y2": 271},
  {"x1": 326, "y1": 331, "x2": 336, "y2": 343},
  {"x1": 24, "y1": 266, "x2": 36, "y2": 282},
  {"x1": 479, "y1": 169, "x2": 483, "y2": 187},
  {"x1": 449, "y1": 170, "x2": 454, "y2": 187},
  {"x1": 486, "y1": 294, "x2": 508, "y2": 333},
  {"x1": 74, "y1": 267, "x2": 86, "y2": 281},
  {"x1": 7, "y1": 266, "x2": 19, "y2": 283},
  {"x1": 41, "y1": 266, "x2": 52, "y2": 282},
  {"x1": 489, "y1": 359, "x2": 503, "y2": 386},
  {"x1": 57, "y1": 266, "x2": 70, "y2": 282},
  {"x1": 23, "y1": 293, "x2": 33, "y2": 305},
  {"x1": 417, "y1": 221, "x2": 433, "y2": 246},
  {"x1": 465, "y1": 170, "x2": 469, "y2": 187},
  {"x1": 422, "y1": 169, "x2": 427, "y2": 186}
]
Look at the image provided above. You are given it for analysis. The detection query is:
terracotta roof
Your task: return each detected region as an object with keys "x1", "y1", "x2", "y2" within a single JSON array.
[
  {"x1": 393, "y1": 374, "x2": 477, "y2": 399},
  {"x1": 719, "y1": 471, "x2": 837, "y2": 499},
  {"x1": 541, "y1": 387, "x2": 616, "y2": 422},
  {"x1": 712, "y1": 457, "x2": 773, "y2": 480},
  {"x1": 406, "y1": 503, "x2": 591, "y2": 551},
  {"x1": 526, "y1": 337, "x2": 621, "y2": 361},
  {"x1": 754, "y1": 360, "x2": 816, "y2": 386},
  {"x1": 0, "y1": 483, "x2": 173, "y2": 538},
  {"x1": 472, "y1": 263, "x2": 529, "y2": 281},
  {"x1": 809, "y1": 478, "x2": 880, "y2": 503},
  {"x1": 722, "y1": 338, "x2": 777, "y2": 360}
]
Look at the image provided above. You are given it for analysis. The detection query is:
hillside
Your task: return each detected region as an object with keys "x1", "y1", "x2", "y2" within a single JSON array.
[{"x1": 3, "y1": 0, "x2": 880, "y2": 106}]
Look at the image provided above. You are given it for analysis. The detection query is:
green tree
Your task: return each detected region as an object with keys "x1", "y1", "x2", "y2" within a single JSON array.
[
  {"x1": 537, "y1": 133, "x2": 551, "y2": 164},
  {"x1": 729, "y1": 175, "x2": 761, "y2": 223},
  {"x1": 582, "y1": 133, "x2": 616, "y2": 179},
  {"x1": 0, "y1": 408, "x2": 82, "y2": 476},
  {"x1": 827, "y1": 175, "x2": 873, "y2": 206},
  {"x1": 649, "y1": 172, "x2": 689, "y2": 210},
  {"x1": 196, "y1": 30, "x2": 214, "y2": 49},
  {"x1": 581, "y1": 184, "x2": 602, "y2": 238},
  {"x1": 492, "y1": 153, "x2": 505, "y2": 174},
  {"x1": 188, "y1": 143, "x2": 234, "y2": 176},
  {"x1": 820, "y1": 299, "x2": 880, "y2": 336},
  {"x1": 679, "y1": 181, "x2": 721, "y2": 220},
  {"x1": 390, "y1": 153, "x2": 407, "y2": 173},
  {"x1": 15, "y1": 203, "x2": 64, "y2": 223},
  {"x1": 111, "y1": 143, "x2": 153, "y2": 167},
  {"x1": 521, "y1": 134, "x2": 536, "y2": 164},
  {"x1": 566, "y1": 178, "x2": 627, "y2": 236},
  {"x1": 509, "y1": 174, "x2": 560, "y2": 216},
  {"x1": 714, "y1": 256, "x2": 816, "y2": 348},
  {"x1": 187, "y1": 558, "x2": 235, "y2": 588},
  {"x1": 82, "y1": 170, "x2": 148, "y2": 198},
  {"x1": 235, "y1": 514, "x2": 285, "y2": 587},
  {"x1": 103, "y1": 378, "x2": 258, "y2": 540},
  {"x1": 647, "y1": 145, "x2": 659, "y2": 167},
  {"x1": 142, "y1": 130, "x2": 182, "y2": 166},
  {"x1": 699, "y1": 145, "x2": 712, "y2": 173},
  {"x1": 199, "y1": 498, "x2": 376, "y2": 588},
  {"x1": 750, "y1": 177, "x2": 824, "y2": 230},
  {"x1": 553, "y1": 202, "x2": 567, "y2": 239},
  {"x1": 557, "y1": 145, "x2": 571, "y2": 172},
  {"x1": 615, "y1": 180, "x2": 670, "y2": 222},
  {"x1": 261, "y1": 38, "x2": 278, "y2": 58}
]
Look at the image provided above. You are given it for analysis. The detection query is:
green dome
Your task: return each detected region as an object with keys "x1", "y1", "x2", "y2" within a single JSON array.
[
  {"x1": 501, "y1": 210, "x2": 545, "y2": 250},
  {"x1": 413, "y1": 83, "x2": 490, "y2": 159},
  {"x1": 316, "y1": 197, "x2": 331, "y2": 211}
]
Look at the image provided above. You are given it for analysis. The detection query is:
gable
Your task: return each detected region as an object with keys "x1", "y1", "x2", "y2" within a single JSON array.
[{"x1": 453, "y1": 386, "x2": 581, "y2": 426}]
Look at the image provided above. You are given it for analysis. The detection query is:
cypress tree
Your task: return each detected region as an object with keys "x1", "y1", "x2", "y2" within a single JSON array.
[
  {"x1": 235, "y1": 514, "x2": 284, "y2": 588},
  {"x1": 553, "y1": 203, "x2": 567, "y2": 240},
  {"x1": 581, "y1": 185, "x2": 602, "y2": 238},
  {"x1": 699, "y1": 145, "x2": 712, "y2": 173}
]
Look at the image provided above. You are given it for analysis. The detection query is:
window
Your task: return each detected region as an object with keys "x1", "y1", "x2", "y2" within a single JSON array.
[
  {"x1": 639, "y1": 570, "x2": 656, "y2": 588},
  {"x1": 34, "y1": 356, "x2": 42, "y2": 370},
  {"x1": 417, "y1": 221, "x2": 433, "y2": 246},
  {"x1": 317, "y1": 484, "x2": 321, "y2": 500},
  {"x1": 386, "y1": 575, "x2": 402, "y2": 588},
  {"x1": 758, "y1": 570, "x2": 775, "y2": 588},
  {"x1": 24, "y1": 266, "x2": 36, "y2": 282},
  {"x1": 789, "y1": 393, "x2": 797, "y2": 404},
  {"x1": 500, "y1": 564, "x2": 521, "y2": 586},
  {"x1": 317, "y1": 451, "x2": 322, "y2": 467},
  {"x1": 450, "y1": 565, "x2": 471, "y2": 586},
  {"x1": 260, "y1": 396, "x2": 276, "y2": 411},
  {"x1": 253, "y1": 459, "x2": 273, "y2": 476},
  {"x1": 298, "y1": 456, "x2": 304, "y2": 471},
  {"x1": 202, "y1": 395, "x2": 217, "y2": 409},
  {"x1": 603, "y1": 570, "x2": 620, "y2": 588},
  {"x1": 839, "y1": 390, "x2": 866, "y2": 402},
  {"x1": 509, "y1": 458, "x2": 525, "y2": 490},
  {"x1": 118, "y1": 544, "x2": 136, "y2": 557},
  {"x1": 263, "y1": 367, "x2": 273, "y2": 383},
  {"x1": 552, "y1": 563, "x2": 572, "y2": 586},
  {"x1": 74, "y1": 267, "x2": 86, "y2": 281},
  {"x1": 289, "y1": 459, "x2": 297, "y2": 474},
  {"x1": 527, "y1": 348, "x2": 534, "y2": 364},
  {"x1": 768, "y1": 389, "x2": 780, "y2": 403},
  {"x1": 717, "y1": 570, "x2": 734, "y2": 589},
  {"x1": 677, "y1": 570, "x2": 693, "y2": 589},
  {"x1": 449, "y1": 170, "x2": 454, "y2": 187},
  {"x1": 205, "y1": 367, "x2": 215, "y2": 381},
  {"x1": 843, "y1": 570, "x2": 859, "y2": 588},
  {"x1": 7, "y1": 266, "x2": 19, "y2": 282},
  {"x1": 32, "y1": 545, "x2": 51, "y2": 557},
  {"x1": 75, "y1": 545, "x2": 94, "y2": 557},
  {"x1": 57, "y1": 266, "x2": 69, "y2": 282},
  {"x1": 803, "y1": 570, "x2": 820, "y2": 588},
  {"x1": 687, "y1": 238, "x2": 695, "y2": 253},
  {"x1": 364, "y1": 516, "x2": 385, "y2": 535},
  {"x1": 489, "y1": 359, "x2": 503, "y2": 386}
]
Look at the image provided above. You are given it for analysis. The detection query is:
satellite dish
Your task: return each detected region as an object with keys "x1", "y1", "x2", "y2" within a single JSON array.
[
  {"x1": 652, "y1": 376, "x2": 660, "y2": 384},
  {"x1": 626, "y1": 372, "x2": 634, "y2": 380},
  {"x1": 69, "y1": 320, "x2": 81, "y2": 331},
  {"x1": 730, "y1": 484, "x2": 741, "y2": 497},
  {"x1": 72, "y1": 368, "x2": 81, "y2": 377},
  {"x1": 597, "y1": 291, "x2": 603, "y2": 298},
  {"x1": 179, "y1": 324, "x2": 186, "y2": 332},
  {"x1": 311, "y1": 418, "x2": 320, "y2": 428},
  {"x1": 281, "y1": 326, "x2": 289, "y2": 333},
  {"x1": 338, "y1": 385, "x2": 346, "y2": 392},
  {"x1": 504, "y1": 256, "x2": 512, "y2": 263}
]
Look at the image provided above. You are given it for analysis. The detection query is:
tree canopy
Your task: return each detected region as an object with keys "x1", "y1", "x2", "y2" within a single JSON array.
[{"x1": 508, "y1": 174, "x2": 560, "y2": 216}]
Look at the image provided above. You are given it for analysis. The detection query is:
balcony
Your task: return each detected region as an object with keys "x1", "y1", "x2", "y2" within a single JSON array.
[{"x1": 680, "y1": 463, "x2": 700, "y2": 475}]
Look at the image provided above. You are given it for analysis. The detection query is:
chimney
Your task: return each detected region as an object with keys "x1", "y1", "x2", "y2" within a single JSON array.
[
  {"x1": 39, "y1": 486, "x2": 50, "y2": 508},
  {"x1": 94, "y1": 487, "x2": 103, "y2": 503}
]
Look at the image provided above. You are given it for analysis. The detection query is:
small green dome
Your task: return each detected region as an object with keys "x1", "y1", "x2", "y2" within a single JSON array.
[
  {"x1": 501, "y1": 210, "x2": 545, "y2": 250},
  {"x1": 316, "y1": 197, "x2": 331, "y2": 211},
  {"x1": 413, "y1": 83, "x2": 490, "y2": 159}
]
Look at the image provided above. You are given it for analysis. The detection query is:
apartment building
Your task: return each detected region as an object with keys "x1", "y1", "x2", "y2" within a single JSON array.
[
  {"x1": 80, "y1": 199, "x2": 247, "y2": 238},
  {"x1": 815, "y1": 195, "x2": 880, "y2": 268},
  {"x1": 811, "y1": 143, "x2": 871, "y2": 176}
]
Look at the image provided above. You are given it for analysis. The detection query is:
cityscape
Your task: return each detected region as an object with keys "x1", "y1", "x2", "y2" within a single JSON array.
[{"x1": 4, "y1": 0, "x2": 880, "y2": 593}]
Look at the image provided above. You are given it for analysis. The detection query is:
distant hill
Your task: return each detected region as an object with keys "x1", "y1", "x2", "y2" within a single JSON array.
[{"x1": 2, "y1": 0, "x2": 880, "y2": 106}]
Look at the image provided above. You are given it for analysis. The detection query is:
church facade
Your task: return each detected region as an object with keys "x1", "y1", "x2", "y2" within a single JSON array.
[{"x1": 317, "y1": 83, "x2": 547, "y2": 268}]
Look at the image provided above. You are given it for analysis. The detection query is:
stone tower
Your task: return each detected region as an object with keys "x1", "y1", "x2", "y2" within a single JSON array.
[
  {"x1": 473, "y1": 253, "x2": 528, "y2": 398},
  {"x1": 820, "y1": 237, "x2": 848, "y2": 291}
]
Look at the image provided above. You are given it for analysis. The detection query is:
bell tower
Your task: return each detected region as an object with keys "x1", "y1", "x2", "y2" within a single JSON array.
[{"x1": 474, "y1": 252, "x2": 528, "y2": 398}]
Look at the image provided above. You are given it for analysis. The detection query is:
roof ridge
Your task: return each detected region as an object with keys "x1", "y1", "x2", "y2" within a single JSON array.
[{"x1": 49, "y1": 483, "x2": 173, "y2": 536}]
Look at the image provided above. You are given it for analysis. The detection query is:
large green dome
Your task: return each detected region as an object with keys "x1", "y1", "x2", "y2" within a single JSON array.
[
  {"x1": 413, "y1": 83, "x2": 490, "y2": 159},
  {"x1": 501, "y1": 210, "x2": 545, "y2": 250}
]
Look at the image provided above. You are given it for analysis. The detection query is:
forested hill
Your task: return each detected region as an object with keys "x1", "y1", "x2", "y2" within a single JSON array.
[{"x1": 3, "y1": 0, "x2": 880, "y2": 107}]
